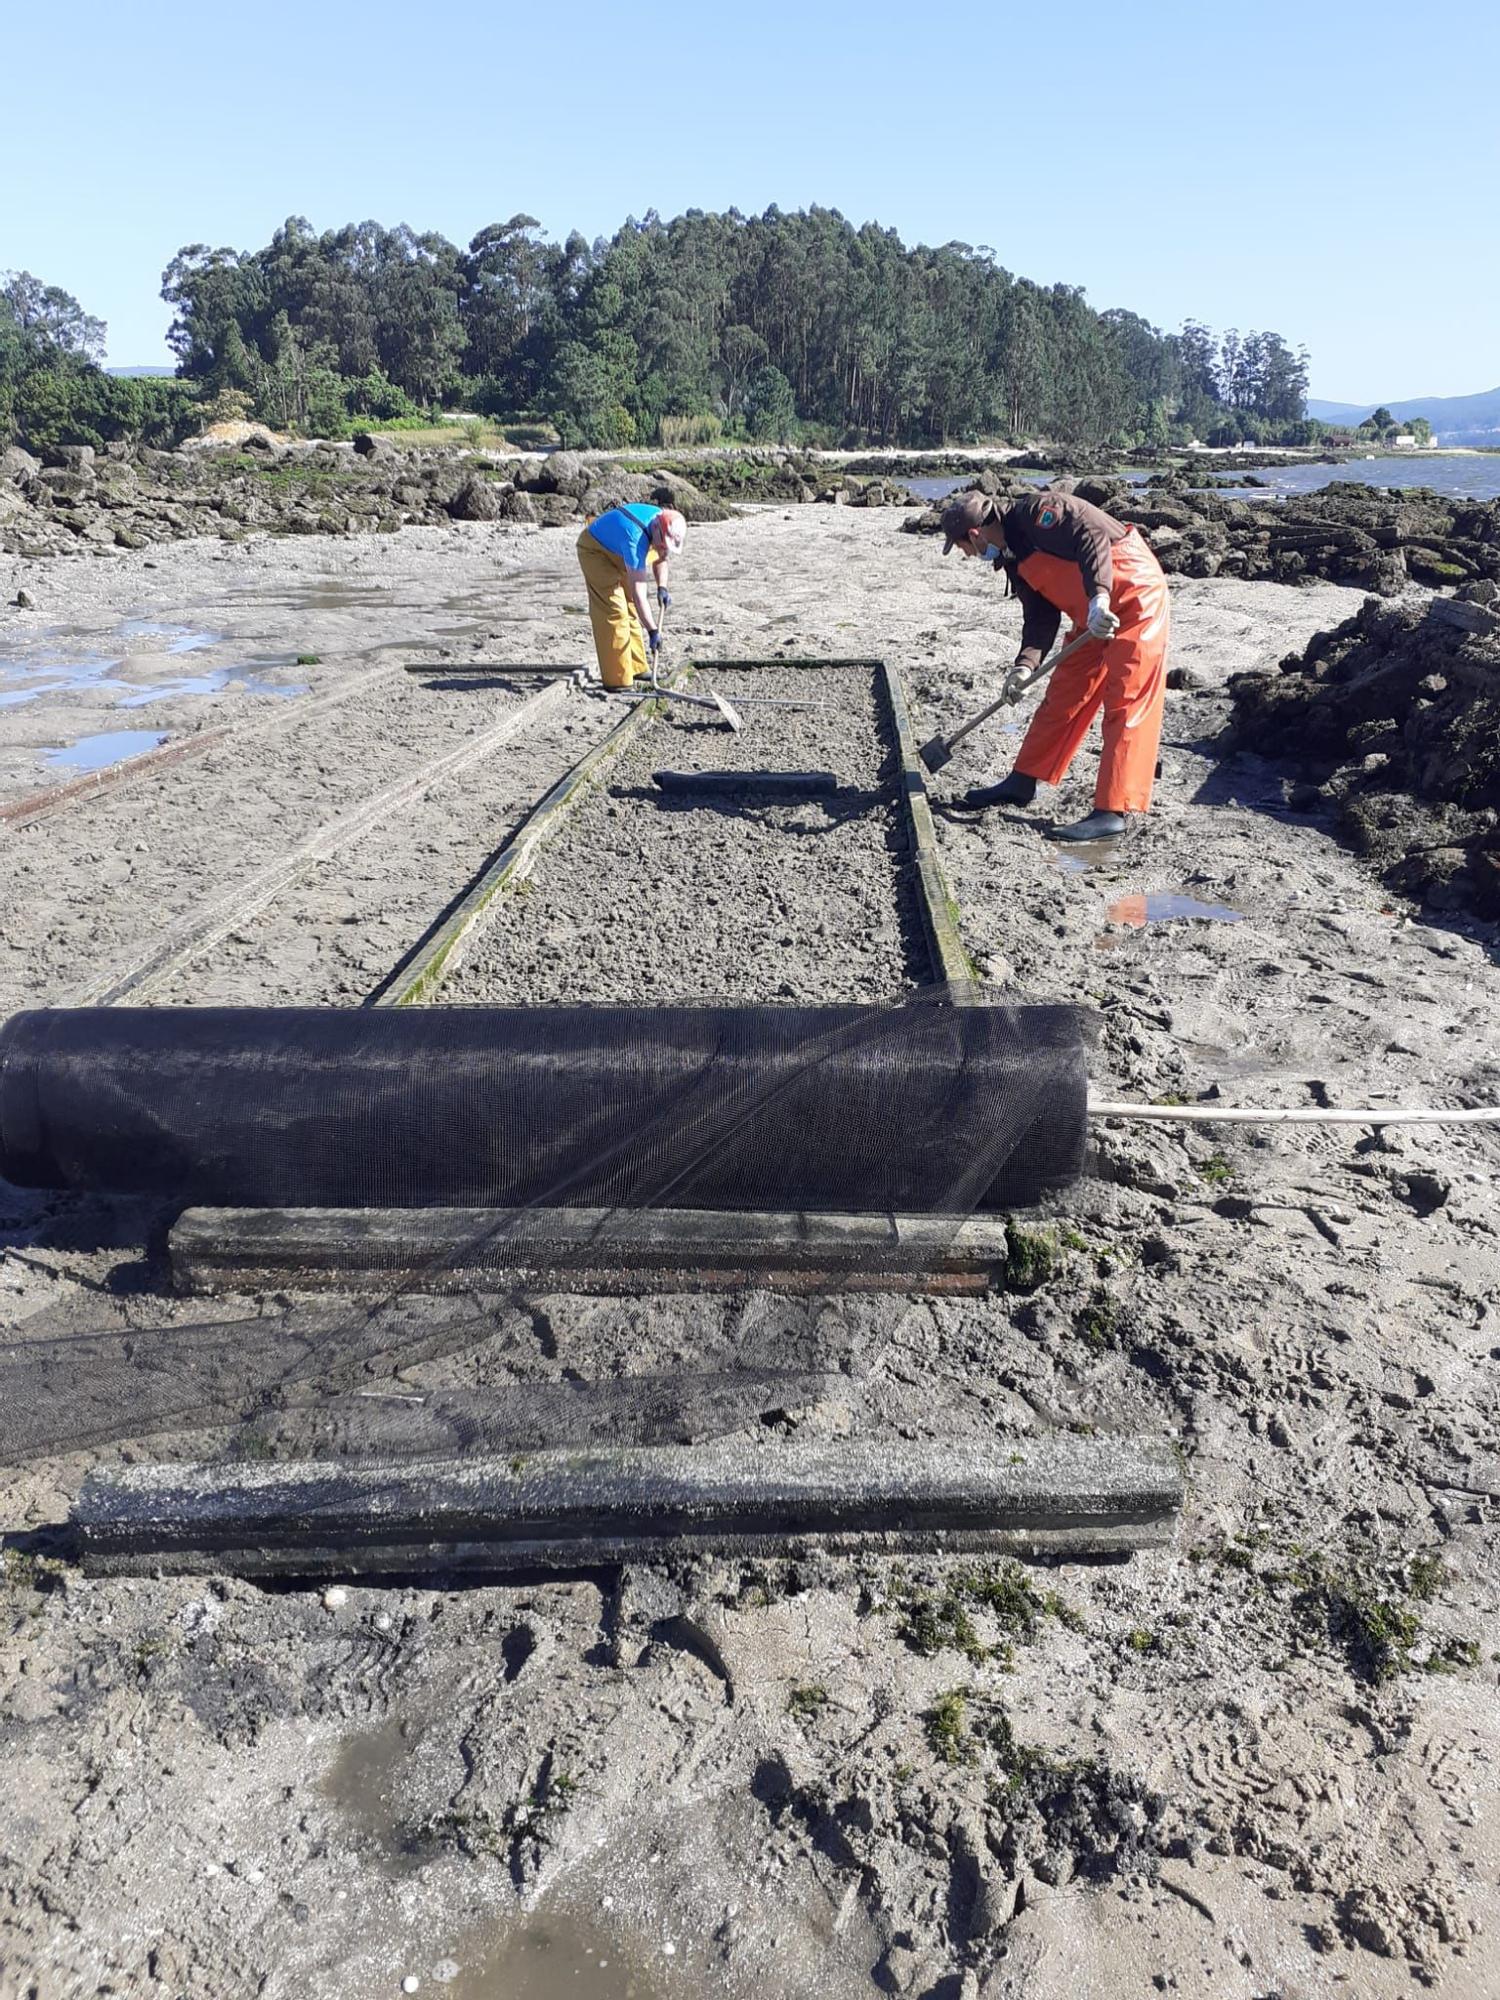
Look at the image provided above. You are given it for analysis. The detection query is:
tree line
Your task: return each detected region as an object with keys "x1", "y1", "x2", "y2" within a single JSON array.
[{"x1": 7, "y1": 207, "x2": 1321, "y2": 453}]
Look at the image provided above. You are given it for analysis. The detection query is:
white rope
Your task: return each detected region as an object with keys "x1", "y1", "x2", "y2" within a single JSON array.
[{"x1": 1088, "y1": 1101, "x2": 1500, "y2": 1128}]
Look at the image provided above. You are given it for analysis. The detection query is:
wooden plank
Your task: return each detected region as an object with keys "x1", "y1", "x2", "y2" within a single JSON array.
[
  {"x1": 70, "y1": 680, "x2": 572, "y2": 1007},
  {"x1": 170, "y1": 1203, "x2": 1016, "y2": 1297},
  {"x1": 876, "y1": 660, "x2": 981, "y2": 996},
  {"x1": 371, "y1": 666, "x2": 687, "y2": 1006},
  {"x1": 75, "y1": 1431, "x2": 1183, "y2": 1575},
  {"x1": 0, "y1": 663, "x2": 403, "y2": 832}
]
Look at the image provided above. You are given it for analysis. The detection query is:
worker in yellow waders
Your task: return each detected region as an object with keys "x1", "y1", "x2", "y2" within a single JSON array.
[
  {"x1": 939, "y1": 487, "x2": 1170, "y2": 842},
  {"x1": 576, "y1": 504, "x2": 687, "y2": 688}
]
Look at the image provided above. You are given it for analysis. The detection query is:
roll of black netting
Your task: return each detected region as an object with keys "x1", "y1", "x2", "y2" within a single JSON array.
[{"x1": 0, "y1": 1002, "x2": 1087, "y2": 1214}]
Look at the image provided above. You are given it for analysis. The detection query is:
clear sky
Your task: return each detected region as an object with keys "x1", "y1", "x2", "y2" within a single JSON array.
[{"x1": 6, "y1": 0, "x2": 1496, "y2": 402}]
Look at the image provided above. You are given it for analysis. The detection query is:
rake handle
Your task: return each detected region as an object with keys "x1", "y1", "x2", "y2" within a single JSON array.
[{"x1": 943, "y1": 629, "x2": 1094, "y2": 756}]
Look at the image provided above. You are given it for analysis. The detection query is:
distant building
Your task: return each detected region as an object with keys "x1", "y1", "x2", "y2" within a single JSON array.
[{"x1": 1391, "y1": 433, "x2": 1419, "y2": 449}]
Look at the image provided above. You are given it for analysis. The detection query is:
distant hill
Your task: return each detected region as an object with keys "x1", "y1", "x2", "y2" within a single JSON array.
[
  {"x1": 107, "y1": 365, "x2": 175, "y2": 378},
  {"x1": 1308, "y1": 386, "x2": 1500, "y2": 447}
]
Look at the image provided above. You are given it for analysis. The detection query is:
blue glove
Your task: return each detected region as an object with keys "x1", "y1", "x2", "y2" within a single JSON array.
[
  {"x1": 658, "y1": 589, "x2": 672, "y2": 610},
  {"x1": 648, "y1": 629, "x2": 662, "y2": 654}
]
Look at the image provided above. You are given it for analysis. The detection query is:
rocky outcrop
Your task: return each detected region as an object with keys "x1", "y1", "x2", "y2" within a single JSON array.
[
  {"x1": 1228, "y1": 589, "x2": 1500, "y2": 916},
  {"x1": 903, "y1": 474, "x2": 1500, "y2": 597},
  {"x1": 0, "y1": 441, "x2": 741, "y2": 558}
]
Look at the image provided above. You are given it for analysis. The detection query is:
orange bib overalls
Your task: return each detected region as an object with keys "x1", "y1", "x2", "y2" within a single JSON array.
[{"x1": 1013, "y1": 529, "x2": 1170, "y2": 815}]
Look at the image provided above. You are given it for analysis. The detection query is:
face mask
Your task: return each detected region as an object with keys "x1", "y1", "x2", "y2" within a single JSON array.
[{"x1": 981, "y1": 543, "x2": 1003, "y2": 562}]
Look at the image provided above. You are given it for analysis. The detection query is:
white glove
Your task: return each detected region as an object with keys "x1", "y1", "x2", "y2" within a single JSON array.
[{"x1": 1087, "y1": 593, "x2": 1120, "y2": 640}]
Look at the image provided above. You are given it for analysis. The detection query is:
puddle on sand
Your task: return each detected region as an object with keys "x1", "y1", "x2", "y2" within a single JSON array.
[
  {"x1": 1049, "y1": 838, "x2": 1121, "y2": 875},
  {"x1": 429, "y1": 1907, "x2": 675, "y2": 2000},
  {"x1": 1108, "y1": 891, "x2": 1242, "y2": 927},
  {"x1": 44, "y1": 729, "x2": 169, "y2": 774},
  {"x1": 116, "y1": 665, "x2": 310, "y2": 708},
  {"x1": 1, "y1": 621, "x2": 306, "y2": 711},
  {"x1": 118, "y1": 619, "x2": 221, "y2": 654},
  {"x1": 319, "y1": 1715, "x2": 427, "y2": 1872}
]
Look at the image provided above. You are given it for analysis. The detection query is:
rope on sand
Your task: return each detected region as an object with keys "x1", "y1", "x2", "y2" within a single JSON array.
[{"x1": 1088, "y1": 1101, "x2": 1500, "y2": 1128}]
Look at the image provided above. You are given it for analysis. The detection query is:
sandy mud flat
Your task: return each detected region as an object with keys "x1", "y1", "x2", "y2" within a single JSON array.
[
  {"x1": 447, "y1": 660, "x2": 920, "y2": 1007},
  {"x1": 1, "y1": 511, "x2": 1498, "y2": 2000}
]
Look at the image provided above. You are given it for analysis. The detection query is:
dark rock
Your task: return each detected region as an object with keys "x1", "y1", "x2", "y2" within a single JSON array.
[
  {"x1": 447, "y1": 475, "x2": 502, "y2": 522},
  {"x1": 499, "y1": 489, "x2": 539, "y2": 525},
  {"x1": 1166, "y1": 664, "x2": 1212, "y2": 691},
  {"x1": 44, "y1": 443, "x2": 96, "y2": 473},
  {"x1": 529, "y1": 449, "x2": 589, "y2": 497},
  {"x1": 351, "y1": 431, "x2": 396, "y2": 460},
  {"x1": 14, "y1": 588, "x2": 36, "y2": 608}
]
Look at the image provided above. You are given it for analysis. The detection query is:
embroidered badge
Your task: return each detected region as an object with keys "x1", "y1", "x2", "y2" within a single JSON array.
[{"x1": 1038, "y1": 507, "x2": 1058, "y2": 528}]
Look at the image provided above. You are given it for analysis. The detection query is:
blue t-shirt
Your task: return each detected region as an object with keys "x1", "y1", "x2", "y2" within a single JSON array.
[{"x1": 587, "y1": 504, "x2": 660, "y2": 572}]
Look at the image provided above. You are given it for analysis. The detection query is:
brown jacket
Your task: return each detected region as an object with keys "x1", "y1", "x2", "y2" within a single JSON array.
[{"x1": 997, "y1": 489, "x2": 1131, "y2": 669}]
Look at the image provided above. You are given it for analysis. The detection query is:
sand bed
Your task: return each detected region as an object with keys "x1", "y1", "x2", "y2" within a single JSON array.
[
  {"x1": 446, "y1": 661, "x2": 922, "y2": 1007},
  {"x1": 1, "y1": 512, "x2": 1498, "y2": 2000}
]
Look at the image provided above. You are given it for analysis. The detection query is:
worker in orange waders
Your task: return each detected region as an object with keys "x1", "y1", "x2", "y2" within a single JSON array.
[
  {"x1": 575, "y1": 504, "x2": 687, "y2": 688},
  {"x1": 939, "y1": 487, "x2": 1170, "y2": 841}
]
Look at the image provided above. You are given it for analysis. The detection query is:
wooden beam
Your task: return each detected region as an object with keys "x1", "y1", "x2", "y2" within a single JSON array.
[
  {"x1": 170, "y1": 1203, "x2": 1016, "y2": 1297},
  {"x1": 74, "y1": 1431, "x2": 1183, "y2": 1575},
  {"x1": 0, "y1": 664, "x2": 404, "y2": 832},
  {"x1": 71, "y1": 681, "x2": 573, "y2": 1006},
  {"x1": 876, "y1": 660, "x2": 981, "y2": 996},
  {"x1": 371, "y1": 667, "x2": 685, "y2": 1006}
]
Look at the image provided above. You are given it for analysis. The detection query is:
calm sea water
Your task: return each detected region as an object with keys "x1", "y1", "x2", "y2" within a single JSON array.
[
  {"x1": 1227, "y1": 455, "x2": 1500, "y2": 503},
  {"x1": 906, "y1": 455, "x2": 1500, "y2": 507}
]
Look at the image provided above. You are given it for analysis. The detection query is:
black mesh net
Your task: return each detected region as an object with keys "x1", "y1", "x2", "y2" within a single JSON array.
[
  {"x1": 0, "y1": 993, "x2": 1088, "y2": 1469},
  {"x1": 0, "y1": 998, "x2": 1085, "y2": 1213}
]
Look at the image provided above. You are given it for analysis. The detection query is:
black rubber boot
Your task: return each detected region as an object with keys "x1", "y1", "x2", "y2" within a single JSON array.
[
  {"x1": 952, "y1": 770, "x2": 1038, "y2": 812},
  {"x1": 1044, "y1": 809, "x2": 1127, "y2": 843}
]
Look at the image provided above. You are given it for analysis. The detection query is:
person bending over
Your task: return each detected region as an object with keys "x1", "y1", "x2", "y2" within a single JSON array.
[
  {"x1": 576, "y1": 503, "x2": 687, "y2": 689},
  {"x1": 939, "y1": 486, "x2": 1170, "y2": 842}
]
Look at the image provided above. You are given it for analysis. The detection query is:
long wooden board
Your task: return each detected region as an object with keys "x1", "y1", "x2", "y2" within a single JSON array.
[
  {"x1": 71, "y1": 679, "x2": 572, "y2": 1006},
  {"x1": 170, "y1": 1203, "x2": 1016, "y2": 1297},
  {"x1": 876, "y1": 659, "x2": 980, "y2": 995},
  {"x1": 0, "y1": 662, "x2": 404, "y2": 831},
  {"x1": 371, "y1": 668, "x2": 686, "y2": 1006},
  {"x1": 75, "y1": 1431, "x2": 1183, "y2": 1575}
]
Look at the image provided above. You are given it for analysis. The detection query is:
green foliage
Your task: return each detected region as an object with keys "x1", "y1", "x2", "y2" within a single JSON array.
[
  {"x1": 787, "y1": 1684, "x2": 831, "y2": 1720},
  {"x1": 1002, "y1": 1221, "x2": 1065, "y2": 1292},
  {"x1": 1197, "y1": 1154, "x2": 1232, "y2": 1186},
  {"x1": 891, "y1": 1561, "x2": 1081, "y2": 1665},
  {"x1": 926, "y1": 1689, "x2": 970, "y2": 1764},
  {"x1": 659, "y1": 411, "x2": 723, "y2": 447},
  {"x1": 1074, "y1": 1287, "x2": 1120, "y2": 1351},
  {"x1": 342, "y1": 367, "x2": 421, "y2": 422},
  {"x1": 1, "y1": 1548, "x2": 69, "y2": 1592},
  {"x1": 154, "y1": 208, "x2": 1315, "y2": 450},
  {"x1": 746, "y1": 363, "x2": 798, "y2": 442}
]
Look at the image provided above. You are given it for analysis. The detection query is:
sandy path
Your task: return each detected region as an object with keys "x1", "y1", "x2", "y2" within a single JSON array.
[{"x1": 1, "y1": 510, "x2": 1498, "y2": 2000}]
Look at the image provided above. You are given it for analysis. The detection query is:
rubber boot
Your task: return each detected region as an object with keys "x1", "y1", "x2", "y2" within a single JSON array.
[
  {"x1": 1045, "y1": 809, "x2": 1127, "y2": 843},
  {"x1": 952, "y1": 770, "x2": 1038, "y2": 812}
]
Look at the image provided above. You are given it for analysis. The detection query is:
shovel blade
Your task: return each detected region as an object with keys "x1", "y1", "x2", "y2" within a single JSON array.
[
  {"x1": 918, "y1": 735, "x2": 952, "y2": 774},
  {"x1": 712, "y1": 693, "x2": 744, "y2": 733}
]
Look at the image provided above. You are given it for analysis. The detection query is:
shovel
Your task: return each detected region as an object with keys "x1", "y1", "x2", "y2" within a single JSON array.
[{"x1": 918, "y1": 631, "x2": 1092, "y2": 775}]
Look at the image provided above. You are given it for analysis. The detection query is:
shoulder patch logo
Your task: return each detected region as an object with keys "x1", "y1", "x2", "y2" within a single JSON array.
[{"x1": 1038, "y1": 507, "x2": 1058, "y2": 528}]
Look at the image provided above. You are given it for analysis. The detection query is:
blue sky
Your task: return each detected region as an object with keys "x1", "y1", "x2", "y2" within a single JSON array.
[{"x1": 7, "y1": 0, "x2": 1496, "y2": 401}]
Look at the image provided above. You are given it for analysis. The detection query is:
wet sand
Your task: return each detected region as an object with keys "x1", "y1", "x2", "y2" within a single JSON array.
[{"x1": 2, "y1": 512, "x2": 1497, "y2": 1999}]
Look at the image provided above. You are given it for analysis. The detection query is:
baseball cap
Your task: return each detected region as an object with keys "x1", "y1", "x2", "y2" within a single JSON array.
[{"x1": 940, "y1": 491, "x2": 996, "y2": 554}]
